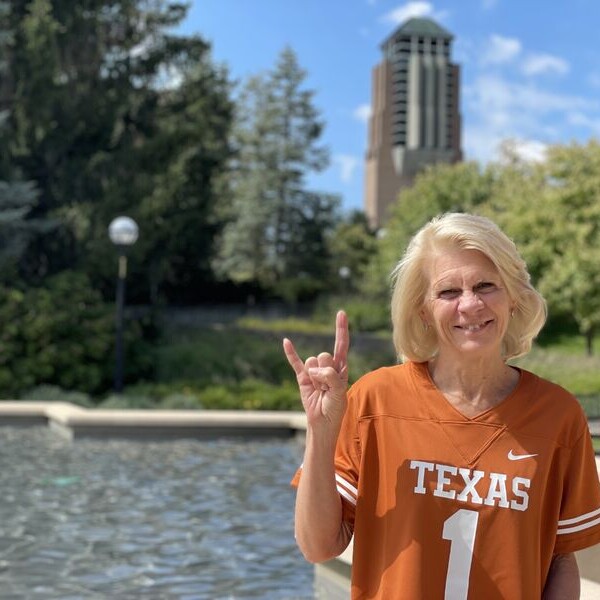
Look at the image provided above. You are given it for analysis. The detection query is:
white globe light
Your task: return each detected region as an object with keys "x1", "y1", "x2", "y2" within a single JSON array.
[
  {"x1": 108, "y1": 216, "x2": 139, "y2": 246},
  {"x1": 338, "y1": 266, "x2": 351, "y2": 279}
]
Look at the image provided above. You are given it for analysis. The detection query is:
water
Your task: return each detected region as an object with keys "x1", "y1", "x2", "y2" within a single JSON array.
[{"x1": 0, "y1": 427, "x2": 313, "y2": 599}]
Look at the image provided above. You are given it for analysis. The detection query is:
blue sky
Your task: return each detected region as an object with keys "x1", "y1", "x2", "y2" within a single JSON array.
[{"x1": 182, "y1": 0, "x2": 600, "y2": 213}]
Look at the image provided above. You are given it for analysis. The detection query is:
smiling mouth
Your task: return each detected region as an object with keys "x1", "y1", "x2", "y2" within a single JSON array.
[{"x1": 456, "y1": 320, "x2": 493, "y2": 332}]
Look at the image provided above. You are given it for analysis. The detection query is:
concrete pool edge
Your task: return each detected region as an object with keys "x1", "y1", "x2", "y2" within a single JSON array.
[{"x1": 0, "y1": 401, "x2": 308, "y2": 440}]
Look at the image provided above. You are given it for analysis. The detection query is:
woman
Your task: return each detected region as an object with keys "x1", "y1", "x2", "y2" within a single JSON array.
[{"x1": 284, "y1": 213, "x2": 600, "y2": 599}]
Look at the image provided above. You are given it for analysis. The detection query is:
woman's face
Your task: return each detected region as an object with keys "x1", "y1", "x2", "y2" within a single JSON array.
[{"x1": 421, "y1": 247, "x2": 512, "y2": 361}]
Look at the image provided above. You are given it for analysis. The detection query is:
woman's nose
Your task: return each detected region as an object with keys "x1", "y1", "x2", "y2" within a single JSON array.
[{"x1": 458, "y1": 290, "x2": 483, "y2": 311}]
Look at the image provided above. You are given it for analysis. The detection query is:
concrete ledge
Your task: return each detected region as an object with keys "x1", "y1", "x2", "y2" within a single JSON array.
[
  {"x1": 0, "y1": 401, "x2": 308, "y2": 440},
  {"x1": 315, "y1": 542, "x2": 352, "y2": 599},
  {"x1": 577, "y1": 542, "x2": 600, "y2": 584},
  {"x1": 0, "y1": 401, "x2": 79, "y2": 426}
]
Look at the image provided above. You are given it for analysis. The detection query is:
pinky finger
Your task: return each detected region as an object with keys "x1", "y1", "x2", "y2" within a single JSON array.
[{"x1": 283, "y1": 338, "x2": 305, "y2": 376}]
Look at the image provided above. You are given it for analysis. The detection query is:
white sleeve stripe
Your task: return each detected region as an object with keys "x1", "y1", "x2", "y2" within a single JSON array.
[
  {"x1": 558, "y1": 506, "x2": 600, "y2": 526},
  {"x1": 335, "y1": 473, "x2": 358, "y2": 497},
  {"x1": 337, "y1": 485, "x2": 357, "y2": 506},
  {"x1": 557, "y1": 514, "x2": 600, "y2": 535}
]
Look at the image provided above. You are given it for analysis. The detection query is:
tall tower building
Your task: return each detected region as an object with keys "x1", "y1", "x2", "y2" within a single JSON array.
[{"x1": 364, "y1": 17, "x2": 462, "y2": 229}]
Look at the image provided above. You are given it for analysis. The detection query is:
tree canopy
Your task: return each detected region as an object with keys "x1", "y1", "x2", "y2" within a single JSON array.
[{"x1": 0, "y1": 0, "x2": 234, "y2": 301}]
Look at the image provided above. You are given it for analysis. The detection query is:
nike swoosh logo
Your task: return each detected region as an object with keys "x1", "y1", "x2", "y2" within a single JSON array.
[{"x1": 508, "y1": 449, "x2": 538, "y2": 461}]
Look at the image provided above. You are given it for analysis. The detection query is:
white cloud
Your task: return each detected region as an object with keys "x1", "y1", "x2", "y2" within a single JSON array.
[
  {"x1": 481, "y1": 34, "x2": 521, "y2": 65},
  {"x1": 521, "y1": 53, "x2": 569, "y2": 76},
  {"x1": 334, "y1": 155, "x2": 361, "y2": 184},
  {"x1": 353, "y1": 104, "x2": 372, "y2": 123},
  {"x1": 505, "y1": 139, "x2": 548, "y2": 163},
  {"x1": 463, "y1": 75, "x2": 598, "y2": 164},
  {"x1": 466, "y1": 75, "x2": 595, "y2": 115},
  {"x1": 383, "y1": 2, "x2": 435, "y2": 24}
]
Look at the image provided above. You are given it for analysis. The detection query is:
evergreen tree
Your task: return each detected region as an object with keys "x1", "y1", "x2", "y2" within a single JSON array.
[
  {"x1": 215, "y1": 47, "x2": 340, "y2": 302},
  {"x1": 0, "y1": 0, "x2": 57, "y2": 283},
  {"x1": 0, "y1": 1, "x2": 233, "y2": 299}
]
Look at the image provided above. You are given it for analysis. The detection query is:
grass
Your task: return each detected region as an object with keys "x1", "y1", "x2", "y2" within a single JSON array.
[
  {"x1": 511, "y1": 342, "x2": 600, "y2": 418},
  {"x1": 593, "y1": 437, "x2": 600, "y2": 454},
  {"x1": 511, "y1": 347, "x2": 600, "y2": 396}
]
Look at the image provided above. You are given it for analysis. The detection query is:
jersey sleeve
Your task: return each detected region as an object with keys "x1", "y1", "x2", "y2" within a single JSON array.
[
  {"x1": 290, "y1": 386, "x2": 362, "y2": 527},
  {"x1": 553, "y1": 426, "x2": 600, "y2": 554},
  {"x1": 332, "y1": 387, "x2": 362, "y2": 526}
]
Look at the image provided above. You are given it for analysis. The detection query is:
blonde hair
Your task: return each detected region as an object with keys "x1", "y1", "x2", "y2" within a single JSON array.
[{"x1": 390, "y1": 212, "x2": 547, "y2": 362}]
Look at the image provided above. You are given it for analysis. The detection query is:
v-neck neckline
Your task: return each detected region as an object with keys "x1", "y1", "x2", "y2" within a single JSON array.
[{"x1": 410, "y1": 360, "x2": 525, "y2": 423}]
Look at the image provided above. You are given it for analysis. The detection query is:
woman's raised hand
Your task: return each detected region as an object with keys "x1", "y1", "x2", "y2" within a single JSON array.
[{"x1": 283, "y1": 311, "x2": 350, "y2": 429}]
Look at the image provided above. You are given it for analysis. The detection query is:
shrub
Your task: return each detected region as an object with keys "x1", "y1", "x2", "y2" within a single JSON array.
[
  {"x1": 197, "y1": 379, "x2": 301, "y2": 411},
  {"x1": 20, "y1": 384, "x2": 93, "y2": 407},
  {"x1": 121, "y1": 379, "x2": 302, "y2": 411},
  {"x1": 0, "y1": 271, "x2": 152, "y2": 398},
  {"x1": 155, "y1": 327, "x2": 292, "y2": 386},
  {"x1": 100, "y1": 394, "x2": 158, "y2": 409},
  {"x1": 161, "y1": 393, "x2": 204, "y2": 409}
]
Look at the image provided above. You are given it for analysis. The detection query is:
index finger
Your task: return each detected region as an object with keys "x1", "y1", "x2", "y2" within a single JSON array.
[{"x1": 333, "y1": 310, "x2": 349, "y2": 371}]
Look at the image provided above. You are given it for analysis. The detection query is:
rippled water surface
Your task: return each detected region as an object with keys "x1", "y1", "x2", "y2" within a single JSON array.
[{"x1": 0, "y1": 427, "x2": 313, "y2": 599}]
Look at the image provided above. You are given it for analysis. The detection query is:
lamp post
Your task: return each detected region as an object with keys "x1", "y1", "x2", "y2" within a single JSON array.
[
  {"x1": 338, "y1": 265, "x2": 351, "y2": 296},
  {"x1": 108, "y1": 216, "x2": 139, "y2": 393}
]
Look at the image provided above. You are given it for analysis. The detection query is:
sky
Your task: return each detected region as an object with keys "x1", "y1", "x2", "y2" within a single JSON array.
[{"x1": 181, "y1": 0, "x2": 600, "y2": 213}]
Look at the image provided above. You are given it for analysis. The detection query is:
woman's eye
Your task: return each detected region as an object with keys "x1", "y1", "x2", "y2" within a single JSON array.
[
  {"x1": 475, "y1": 282, "x2": 496, "y2": 293},
  {"x1": 439, "y1": 289, "x2": 460, "y2": 299}
]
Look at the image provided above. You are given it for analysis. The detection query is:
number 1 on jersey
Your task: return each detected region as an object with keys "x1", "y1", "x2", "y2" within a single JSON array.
[{"x1": 442, "y1": 509, "x2": 479, "y2": 600}]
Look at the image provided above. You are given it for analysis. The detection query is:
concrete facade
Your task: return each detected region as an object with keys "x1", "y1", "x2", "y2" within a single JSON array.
[{"x1": 364, "y1": 17, "x2": 462, "y2": 229}]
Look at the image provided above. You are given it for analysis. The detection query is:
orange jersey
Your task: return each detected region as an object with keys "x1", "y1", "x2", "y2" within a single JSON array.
[{"x1": 292, "y1": 361, "x2": 600, "y2": 599}]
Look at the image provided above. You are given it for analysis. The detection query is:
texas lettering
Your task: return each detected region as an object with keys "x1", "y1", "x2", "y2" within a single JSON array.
[{"x1": 409, "y1": 460, "x2": 531, "y2": 512}]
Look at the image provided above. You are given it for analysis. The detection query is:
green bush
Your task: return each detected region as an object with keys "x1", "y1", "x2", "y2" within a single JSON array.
[
  {"x1": 100, "y1": 394, "x2": 158, "y2": 409},
  {"x1": 161, "y1": 393, "x2": 204, "y2": 409},
  {"x1": 0, "y1": 271, "x2": 152, "y2": 398},
  {"x1": 193, "y1": 379, "x2": 301, "y2": 411},
  {"x1": 155, "y1": 327, "x2": 292, "y2": 386},
  {"x1": 21, "y1": 384, "x2": 93, "y2": 407},
  {"x1": 121, "y1": 379, "x2": 302, "y2": 411}
]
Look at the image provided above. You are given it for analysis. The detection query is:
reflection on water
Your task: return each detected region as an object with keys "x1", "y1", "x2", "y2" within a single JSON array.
[{"x1": 0, "y1": 427, "x2": 313, "y2": 599}]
